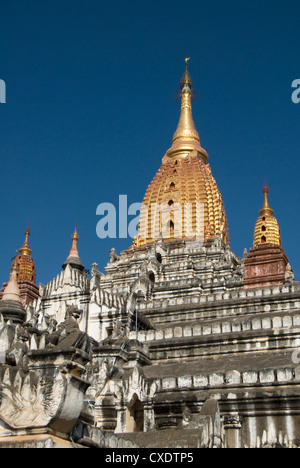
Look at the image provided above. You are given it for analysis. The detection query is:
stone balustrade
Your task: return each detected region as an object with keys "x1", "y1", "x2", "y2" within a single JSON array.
[
  {"x1": 156, "y1": 365, "x2": 299, "y2": 392},
  {"x1": 129, "y1": 313, "x2": 300, "y2": 343},
  {"x1": 138, "y1": 283, "x2": 300, "y2": 312}
]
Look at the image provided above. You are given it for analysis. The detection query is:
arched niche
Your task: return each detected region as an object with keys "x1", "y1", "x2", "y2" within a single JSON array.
[{"x1": 126, "y1": 393, "x2": 144, "y2": 433}]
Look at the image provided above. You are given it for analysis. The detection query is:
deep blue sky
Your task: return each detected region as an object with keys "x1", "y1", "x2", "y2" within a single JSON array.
[{"x1": 0, "y1": 0, "x2": 300, "y2": 285}]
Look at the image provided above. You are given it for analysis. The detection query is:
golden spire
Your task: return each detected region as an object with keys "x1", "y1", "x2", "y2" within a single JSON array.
[
  {"x1": 133, "y1": 60, "x2": 229, "y2": 248},
  {"x1": 19, "y1": 225, "x2": 32, "y2": 256},
  {"x1": 254, "y1": 182, "x2": 281, "y2": 247},
  {"x1": 166, "y1": 58, "x2": 208, "y2": 162},
  {"x1": 259, "y1": 180, "x2": 274, "y2": 217}
]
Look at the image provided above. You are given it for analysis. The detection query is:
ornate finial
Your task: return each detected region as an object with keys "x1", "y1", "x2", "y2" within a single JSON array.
[
  {"x1": 259, "y1": 180, "x2": 274, "y2": 216},
  {"x1": 19, "y1": 224, "x2": 32, "y2": 256},
  {"x1": 166, "y1": 57, "x2": 204, "y2": 159},
  {"x1": 69, "y1": 226, "x2": 80, "y2": 257},
  {"x1": 62, "y1": 226, "x2": 85, "y2": 272},
  {"x1": 262, "y1": 179, "x2": 269, "y2": 194},
  {"x1": 180, "y1": 57, "x2": 193, "y2": 91},
  {"x1": 72, "y1": 226, "x2": 79, "y2": 242}
]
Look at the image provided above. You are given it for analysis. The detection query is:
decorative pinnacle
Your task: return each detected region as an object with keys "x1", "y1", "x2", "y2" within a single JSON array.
[
  {"x1": 171, "y1": 58, "x2": 199, "y2": 145},
  {"x1": 180, "y1": 56, "x2": 193, "y2": 91},
  {"x1": 72, "y1": 226, "x2": 79, "y2": 242},
  {"x1": 166, "y1": 58, "x2": 208, "y2": 163},
  {"x1": 62, "y1": 225, "x2": 85, "y2": 272},
  {"x1": 19, "y1": 224, "x2": 32, "y2": 256},
  {"x1": 69, "y1": 226, "x2": 80, "y2": 258},
  {"x1": 259, "y1": 181, "x2": 274, "y2": 217},
  {"x1": 2, "y1": 263, "x2": 21, "y2": 303}
]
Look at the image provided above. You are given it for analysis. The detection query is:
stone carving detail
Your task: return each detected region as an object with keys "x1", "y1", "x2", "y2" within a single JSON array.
[
  {"x1": 245, "y1": 428, "x2": 300, "y2": 449},
  {"x1": 46, "y1": 304, "x2": 91, "y2": 354},
  {"x1": 210, "y1": 232, "x2": 223, "y2": 250},
  {"x1": 181, "y1": 406, "x2": 204, "y2": 430},
  {"x1": 285, "y1": 263, "x2": 295, "y2": 284},
  {"x1": 0, "y1": 363, "x2": 90, "y2": 433},
  {"x1": 0, "y1": 310, "x2": 92, "y2": 438},
  {"x1": 91, "y1": 262, "x2": 101, "y2": 278},
  {"x1": 109, "y1": 248, "x2": 119, "y2": 264},
  {"x1": 42, "y1": 264, "x2": 89, "y2": 298},
  {"x1": 1, "y1": 366, "x2": 64, "y2": 430},
  {"x1": 111, "y1": 319, "x2": 127, "y2": 340},
  {"x1": 114, "y1": 366, "x2": 156, "y2": 406},
  {"x1": 91, "y1": 285, "x2": 126, "y2": 311},
  {"x1": 6, "y1": 325, "x2": 29, "y2": 367}
]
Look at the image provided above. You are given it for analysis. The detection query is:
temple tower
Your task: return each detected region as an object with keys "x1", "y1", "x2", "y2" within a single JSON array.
[
  {"x1": 133, "y1": 59, "x2": 229, "y2": 248},
  {"x1": 244, "y1": 182, "x2": 290, "y2": 289},
  {"x1": 0, "y1": 226, "x2": 39, "y2": 306}
]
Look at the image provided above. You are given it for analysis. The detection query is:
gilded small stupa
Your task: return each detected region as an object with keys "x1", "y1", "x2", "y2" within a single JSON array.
[
  {"x1": 253, "y1": 181, "x2": 281, "y2": 247},
  {"x1": 244, "y1": 182, "x2": 289, "y2": 289},
  {"x1": 12, "y1": 225, "x2": 37, "y2": 283},
  {"x1": 134, "y1": 58, "x2": 229, "y2": 247},
  {"x1": 0, "y1": 225, "x2": 40, "y2": 307}
]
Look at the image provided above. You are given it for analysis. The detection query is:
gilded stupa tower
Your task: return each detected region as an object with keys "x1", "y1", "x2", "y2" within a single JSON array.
[
  {"x1": 0, "y1": 226, "x2": 40, "y2": 306},
  {"x1": 253, "y1": 181, "x2": 281, "y2": 247},
  {"x1": 244, "y1": 182, "x2": 290, "y2": 289},
  {"x1": 13, "y1": 226, "x2": 36, "y2": 283},
  {"x1": 134, "y1": 59, "x2": 229, "y2": 248}
]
